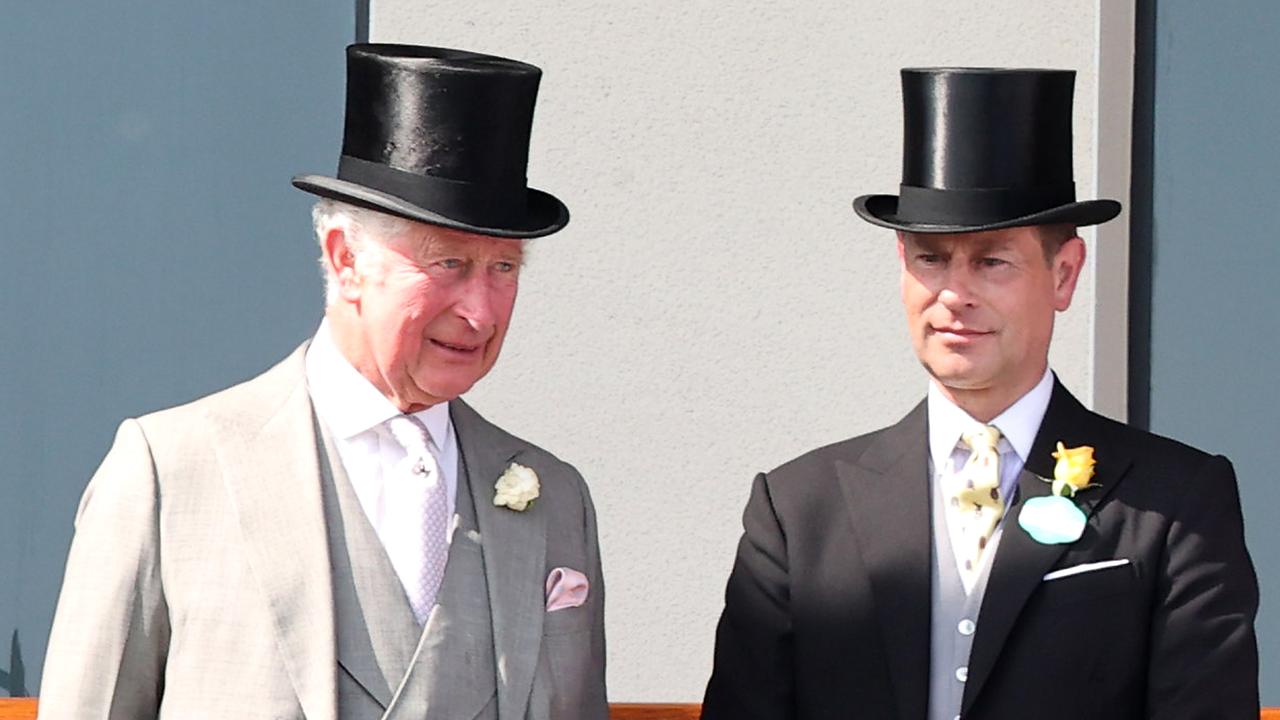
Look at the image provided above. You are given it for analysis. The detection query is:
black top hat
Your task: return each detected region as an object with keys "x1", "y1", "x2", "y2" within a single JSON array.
[
  {"x1": 853, "y1": 68, "x2": 1120, "y2": 233},
  {"x1": 293, "y1": 44, "x2": 568, "y2": 238}
]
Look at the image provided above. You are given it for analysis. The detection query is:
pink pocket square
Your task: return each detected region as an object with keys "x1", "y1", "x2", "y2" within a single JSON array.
[{"x1": 545, "y1": 567, "x2": 589, "y2": 612}]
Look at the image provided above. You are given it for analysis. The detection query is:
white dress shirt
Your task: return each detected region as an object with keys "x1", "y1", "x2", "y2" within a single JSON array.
[
  {"x1": 304, "y1": 321, "x2": 460, "y2": 575},
  {"x1": 927, "y1": 368, "x2": 1054, "y2": 582}
]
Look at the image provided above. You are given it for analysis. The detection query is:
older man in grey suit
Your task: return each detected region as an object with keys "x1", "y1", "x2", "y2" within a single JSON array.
[{"x1": 40, "y1": 44, "x2": 606, "y2": 720}]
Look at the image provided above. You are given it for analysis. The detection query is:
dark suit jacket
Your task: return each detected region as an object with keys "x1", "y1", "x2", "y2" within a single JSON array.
[{"x1": 702, "y1": 380, "x2": 1258, "y2": 719}]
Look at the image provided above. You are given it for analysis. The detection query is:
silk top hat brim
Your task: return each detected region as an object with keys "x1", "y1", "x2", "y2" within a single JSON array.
[
  {"x1": 292, "y1": 174, "x2": 569, "y2": 239},
  {"x1": 853, "y1": 67, "x2": 1121, "y2": 234},
  {"x1": 293, "y1": 44, "x2": 568, "y2": 239},
  {"x1": 852, "y1": 193, "x2": 1120, "y2": 234}
]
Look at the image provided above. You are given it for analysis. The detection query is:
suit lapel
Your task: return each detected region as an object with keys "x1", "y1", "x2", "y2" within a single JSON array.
[
  {"x1": 838, "y1": 402, "x2": 932, "y2": 720},
  {"x1": 211, "y1": 344, "x2": 338, "y2": 720},
  {"x1": 451, "y1": 399, "x2": 545, "y2": 720},
  {"x1": 962, "y1": 380, "x2": 1132, "y2": 712}
]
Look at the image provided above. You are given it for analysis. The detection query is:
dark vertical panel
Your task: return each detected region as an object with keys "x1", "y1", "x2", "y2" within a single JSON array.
[
  {"x1": 0, "y1": 2, "x2": 354, "y2": 693},
  {"x1": 1127, "y1": 0, "x2": 1156, "y2": 430},
  {"x1": 1147, "y1": 0, "x2": 1280, "y2": 703},
  {"x1": 356, "y1": 0, "x2": 371, "y2": 43}
]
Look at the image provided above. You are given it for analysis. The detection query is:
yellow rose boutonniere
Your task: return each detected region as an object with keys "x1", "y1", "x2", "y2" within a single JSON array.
[
  {"x1": 1019, "y1": 441, "x2": 1099, "y2": 545},
  {"x1": 1050, "y1": 442, "x2": 1097, "y2": 498}
]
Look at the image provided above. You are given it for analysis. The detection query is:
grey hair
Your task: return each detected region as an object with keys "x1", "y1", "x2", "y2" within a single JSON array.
[
  {"x1": 311, "y1": 199, "x2": 535, "y2": 303},
  {"x1": 311, "y1": 199, "x2": 415, "y2": 305}
]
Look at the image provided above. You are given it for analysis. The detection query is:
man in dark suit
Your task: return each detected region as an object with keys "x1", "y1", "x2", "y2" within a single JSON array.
[{"x1": 702, "y1": 68, "x2": 1259, "y2": 720}]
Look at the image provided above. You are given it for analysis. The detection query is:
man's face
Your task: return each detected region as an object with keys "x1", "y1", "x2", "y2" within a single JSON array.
[
  {"x1": 335, "y1": 221, "x2": 523, "y2": 412},
  {"x1": 897, "y1": 226, "x2": 1084, "y2": 407}
]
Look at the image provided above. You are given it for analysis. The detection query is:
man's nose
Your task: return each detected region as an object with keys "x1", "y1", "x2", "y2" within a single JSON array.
[
  {"x1": 455, "y1": 276, "x2": 499, "y2": 332},
  {"x1": 936, "y1": 266, "x2": 978, "y2": 309}
]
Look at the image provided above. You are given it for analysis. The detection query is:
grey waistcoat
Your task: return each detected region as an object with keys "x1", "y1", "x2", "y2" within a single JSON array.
[
  {"x1": 319, "y1": 419, "x2": 499, "y2": 720},
  {"x1": 927, "y1": 469, "x2": 1006, "y2": 720}
]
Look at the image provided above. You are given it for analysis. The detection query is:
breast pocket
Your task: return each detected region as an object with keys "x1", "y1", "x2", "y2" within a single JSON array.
[
  {"x1": 1036, "y1": 559, "x2": 1141, "y2": 608},
  {"x1": 543, "y1": 604, "x2": 593, "y2": 637}
]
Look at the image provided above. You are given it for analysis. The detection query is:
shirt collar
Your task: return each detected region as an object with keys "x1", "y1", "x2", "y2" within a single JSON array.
[
  {"x1": 304, "y1": 319, "x2": 452, "y2": 447},
  {"x1": 927, "y1": 367, "x2": 1054, "y2": 469}
]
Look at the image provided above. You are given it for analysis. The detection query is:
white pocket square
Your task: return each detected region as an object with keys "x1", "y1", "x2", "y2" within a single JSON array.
[
  {"x1": 545, "y1": 567, "x2": 589, "y2": 612},
  {"x1": 1042, "y1": 558, "x2": 1130, "y2": 582}
]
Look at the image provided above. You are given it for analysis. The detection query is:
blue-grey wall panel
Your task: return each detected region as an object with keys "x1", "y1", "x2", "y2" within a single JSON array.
[
  {"x1": 1148, "y1": 0, "x2": 1280, "y2": 703},
  {"x1": 0, "y1": 3, "x2": 353, "y2": 693}
]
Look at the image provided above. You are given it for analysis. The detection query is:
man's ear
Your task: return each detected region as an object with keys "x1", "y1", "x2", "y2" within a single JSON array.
[
  {"x1": 322, "y1": 227, "x2": 363, "y2": 303},
  {"x1": 1052, "y1": 235, "x2": 1087, "y2": 312}
]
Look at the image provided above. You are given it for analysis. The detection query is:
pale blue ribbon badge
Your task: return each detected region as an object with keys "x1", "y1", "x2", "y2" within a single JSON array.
[{"x1": 1018, "y1": 496, "x2": 1087, "y2": 544}]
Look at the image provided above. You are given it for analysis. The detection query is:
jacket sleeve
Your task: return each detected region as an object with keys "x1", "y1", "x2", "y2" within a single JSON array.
[
  {"x1": 1146, "y1": 454, "x2": 1259, "y2": 719},
  {"x1": 534, "y1": 463, "x2": 609, "y2": 720},
  {"x1": 39, "y1": 419, "x2": 170, "y2": 720},
  {"x1": 580, "y1": 474, "x2": 608, "y2": 719},
  {"x1": 702, "y1": 472, "x2": 793, "y2": 720}
]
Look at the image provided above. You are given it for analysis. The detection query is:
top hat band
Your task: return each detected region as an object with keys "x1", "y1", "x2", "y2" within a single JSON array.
[
  {"x1": 895, "y1": 183, "x2": 1077, "y2": 226},
  {"x1": 337, "y1": 154, "x2": 529, "y2": 228}
]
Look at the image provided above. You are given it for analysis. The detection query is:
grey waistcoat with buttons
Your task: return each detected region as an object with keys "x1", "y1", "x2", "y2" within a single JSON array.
[
  {"x1": 319, "y1": 420, "x2": 500, "y2": 720},
  {"x1": 927, "y1": 466, "x2": 1006, "y2": 720}
]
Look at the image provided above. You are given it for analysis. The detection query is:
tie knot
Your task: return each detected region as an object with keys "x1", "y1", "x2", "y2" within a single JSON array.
[
  {"x1": 386, "y1": 415, "x2": 432, "y2": 458},
  {"x1": 962, "y1": 425, "x2": 1002, "y2": 454}
]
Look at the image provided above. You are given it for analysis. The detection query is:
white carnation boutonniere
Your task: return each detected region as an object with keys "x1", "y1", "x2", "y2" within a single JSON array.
[
  {"x1": 494, "y1": 462, "x2": 540, "y2": 512},
  {"x1": 1018, "y1": 443, "x2": 1100, "y2": 545}
]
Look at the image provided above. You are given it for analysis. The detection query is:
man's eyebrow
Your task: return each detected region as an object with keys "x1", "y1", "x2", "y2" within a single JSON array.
[
  {"x1": 418, "y1": 242, "x2": 526, "y2": 266},
  {"x1": 416, "y1": 239, "x2": 466, "y2": 257},
  {"x1": 973, "y1": 239, "x2": 1015, "y2": 254},
  {"x1": 906, "y1": 236, "x2": 947, "y2": 252}
]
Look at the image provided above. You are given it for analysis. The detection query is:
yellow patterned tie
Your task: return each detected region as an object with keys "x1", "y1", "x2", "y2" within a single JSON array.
[{"x1": 947, "y1": 425, "x2": 1006, "y2": 587}]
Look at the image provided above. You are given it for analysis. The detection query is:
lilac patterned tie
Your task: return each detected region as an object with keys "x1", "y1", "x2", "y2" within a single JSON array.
[{"x1": 385, "y1": 414, "x2": 450, "y2": 625}]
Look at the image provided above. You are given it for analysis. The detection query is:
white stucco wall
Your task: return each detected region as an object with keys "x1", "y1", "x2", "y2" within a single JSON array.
[{"x1": 371, "y1": 0, "x2": 1122, "y2": 701}]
